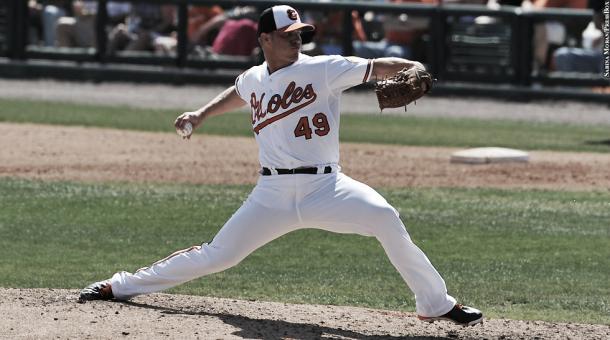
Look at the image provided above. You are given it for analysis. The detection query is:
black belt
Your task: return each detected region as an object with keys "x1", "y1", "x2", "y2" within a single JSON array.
[{"x1": 261, "y1": 166, "x2": 332, "y2": 176}]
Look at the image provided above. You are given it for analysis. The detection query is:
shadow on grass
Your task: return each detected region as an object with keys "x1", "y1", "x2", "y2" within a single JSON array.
[
  {"x1": 584, "y1": 139, "x2": 610, "y2": 146},
  {"x1": 122, "y1": 300, "x2": 453, "y2": 340}
]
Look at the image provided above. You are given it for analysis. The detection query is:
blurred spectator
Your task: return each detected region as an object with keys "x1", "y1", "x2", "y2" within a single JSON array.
[
  {"x1": 211, "y1": 18, "x2": 258, "y2": 56},
  {"x1": 353, "y1": 12, "x2": 407, "y2": 58},
  {"x1": 106, "y1": 1, "x2": 131, "y2": 26},
  {"x1": 189, "y1": 6, "x2": 259, "y2": 57},
  {"x1": 529, "y1": 0, "x2": 588, "y2": 71},
  {"x1": 533, "y1": 0, "x2": 587, "y2": 7},
  {"x1": 304, "y1": 6, "x2": 385, "y2": 56},
  {"x1": 188, "y1": 5, "x2": 224, "y2": 46},
  {"x1": 56, "y1": 0, "x2": 97, "y2": 48},
  {"x1": 28, "y1": 0, "x2": 70, "y2": 46},
  {"x1": 552, "y1": 0, "x2": 604, "y2": 73},
  {"x1": 27, "y1": 1, "x2": 44, "y2": 45},
  {"x1": 31, "y1": 1, "x2": 127, "y2": 48},
  {"x1": 304, "y1": 1, "x2": 433, "y2": 59},
  {"x1": 138, "y1": 5, "x2": 225, "y2": 57},
  {"x1": 306, "y1": 10, "x2": 358, "y2": 55},
  {"x1": 107, "y1": 4, "x2": 177, "y2": 54},
  {"x1": 353, "y1": 0, "x2": 434, "y2": 59},
  {"x1": 42, "y1": 1, "x2": 70, "y2": 46}
]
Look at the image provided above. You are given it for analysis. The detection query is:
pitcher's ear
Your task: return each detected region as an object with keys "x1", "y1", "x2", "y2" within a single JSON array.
[{"x1": 260, "y1": 32, "x2": 272, "y2": 44}]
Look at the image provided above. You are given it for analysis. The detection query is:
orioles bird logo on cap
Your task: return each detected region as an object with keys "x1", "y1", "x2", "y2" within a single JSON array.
[{"x1": 287, "y1": 9, "x2": 298, "y2": 20}]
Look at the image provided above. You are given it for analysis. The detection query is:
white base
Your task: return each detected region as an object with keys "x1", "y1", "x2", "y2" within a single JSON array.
[{"x1": 450, "y1": 147, "x2": 529, "y2": 164}]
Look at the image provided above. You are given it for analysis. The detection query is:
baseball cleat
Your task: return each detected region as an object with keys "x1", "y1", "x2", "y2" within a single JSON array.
[
  {"x1": 79, "y1": 280, "x2": 114, "y2": 302},
  {"x1": 418, "y1": 304, "x2": 483, "y2": 326}
]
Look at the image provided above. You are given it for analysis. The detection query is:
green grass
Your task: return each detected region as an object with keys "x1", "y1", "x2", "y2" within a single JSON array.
[
  {"x1": 1, "y1": 98, "x2": 609, "y2": 152},
  {"x1": 1, "y1": 178, "x2": 608, "y2": 324}
]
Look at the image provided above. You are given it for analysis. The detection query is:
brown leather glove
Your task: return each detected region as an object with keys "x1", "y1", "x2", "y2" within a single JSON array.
[{"x1": 374, "y1": 67, "x2": 433, "y2": 111}]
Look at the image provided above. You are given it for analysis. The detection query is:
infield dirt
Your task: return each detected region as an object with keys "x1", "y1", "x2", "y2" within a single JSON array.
[
  {"x1": 2, "y1": 288, "x2": 609, "y2": 340},
  {"x1": 2, "y1": 123, "x2": 610, "y2": 191}
]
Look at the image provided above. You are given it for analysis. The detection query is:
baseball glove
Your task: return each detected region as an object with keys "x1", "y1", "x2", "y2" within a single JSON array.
[{"x1": 374, "y1": 67, "x2": 434, "y2": 111}]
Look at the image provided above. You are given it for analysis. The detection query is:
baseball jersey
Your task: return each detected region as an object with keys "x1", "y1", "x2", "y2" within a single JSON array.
[{"x1": 235, "y1": 53, "x2": 373, "y2": 169}]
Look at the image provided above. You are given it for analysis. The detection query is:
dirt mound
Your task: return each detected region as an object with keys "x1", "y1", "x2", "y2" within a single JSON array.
[
  {"x1": 2, "y1": 123, "x2": 610, "y2": 191},
  {"x1": 2, "y1": 288, "x2": 608, "y2": 339}
]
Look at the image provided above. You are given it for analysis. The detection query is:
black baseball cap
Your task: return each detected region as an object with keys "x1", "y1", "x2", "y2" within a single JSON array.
[{"x1": 257, "y1": 5, "x2": 315, "y2": 36}]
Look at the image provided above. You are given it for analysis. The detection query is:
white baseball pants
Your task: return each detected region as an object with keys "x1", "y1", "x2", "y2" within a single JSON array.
[{"x1": 109, "y1": 171, "x2": 456, "y2": 317}]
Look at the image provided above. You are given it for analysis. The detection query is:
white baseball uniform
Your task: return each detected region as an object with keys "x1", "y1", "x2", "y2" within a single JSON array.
[{"x1": 109, "y1": 53, "x2": 456, "y2": 317}]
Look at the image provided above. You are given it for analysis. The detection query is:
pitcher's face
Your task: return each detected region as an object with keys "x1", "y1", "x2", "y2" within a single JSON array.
[{"x1": 261, "y1": 29, "x2": 303, "y2": 64}]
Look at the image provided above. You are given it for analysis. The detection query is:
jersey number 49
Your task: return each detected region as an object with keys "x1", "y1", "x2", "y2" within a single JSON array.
[{"x1": 294, "y1": 113, "x2": 330, "y2": 140}]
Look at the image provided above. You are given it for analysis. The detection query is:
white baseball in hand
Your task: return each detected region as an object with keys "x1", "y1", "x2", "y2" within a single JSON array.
[{"x1": 177, "y1": 121, "x2": 193, "y2": 137}]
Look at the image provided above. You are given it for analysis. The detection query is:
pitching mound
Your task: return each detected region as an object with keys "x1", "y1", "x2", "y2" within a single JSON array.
[{"x1": 2, "y1": 288, "x2": 608, "y2": 339}]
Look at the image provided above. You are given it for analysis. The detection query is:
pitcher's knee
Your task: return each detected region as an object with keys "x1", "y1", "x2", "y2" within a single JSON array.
[
  {"x1": 203, "y1": 245, "x2": 247, "y2": 272},
  {"x1": 368, "y1": 206, "x2": 408, "y2": 238},
  {"x1": 369, "y1": 205, "x2": 400, "y2": 225}
]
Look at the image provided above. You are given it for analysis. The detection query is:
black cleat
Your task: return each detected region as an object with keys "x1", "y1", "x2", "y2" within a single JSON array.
[
  {"x1": 418, "y1": 304, "x2": 483, "y2": 326},
  {"x1": 78, "y1": 280, "x2": 114, "y2": 302}
]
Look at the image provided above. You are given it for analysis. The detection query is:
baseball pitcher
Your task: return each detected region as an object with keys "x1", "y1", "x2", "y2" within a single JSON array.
[{"x1": 80, "y1": 5, "x2": 483, "y2": 327}]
